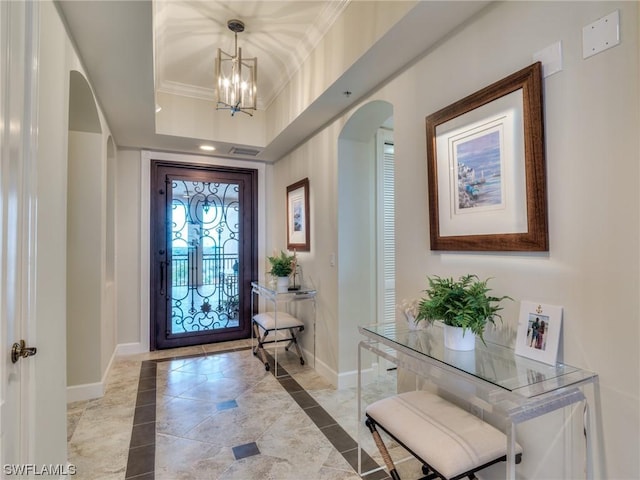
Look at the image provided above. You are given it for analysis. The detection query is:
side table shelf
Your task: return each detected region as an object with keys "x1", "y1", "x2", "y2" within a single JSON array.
[{"x1": 250, "y1": 280, "x2": 317, "y2": 378}]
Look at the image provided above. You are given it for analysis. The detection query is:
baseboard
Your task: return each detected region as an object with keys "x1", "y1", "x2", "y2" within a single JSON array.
[
  {"x1": 67, "y1": 380, "x2": 104, "y2": 403},
  {"x1": 115, "y1": 342, "x2": 148, "y2": 356},
  {"x1": 303, "y1": 348, "x2": 380, "y2": 390},
  {"x1": 337, "y1": 369, "x2": 358, "y2": 389},
  {"x1": 336, "y1": 365, "x2": 375, "y2": 389},
  {"x1": 306, "y1": 350, "x2": 338, "y2": 388},
  {"x1": 67, "y1": 345, "x2": 121, "y2": 403}
]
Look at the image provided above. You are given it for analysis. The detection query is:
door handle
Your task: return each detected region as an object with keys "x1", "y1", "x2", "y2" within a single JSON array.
[
  {"x1": 160, "y1": 260, "x2": 166, "y2": 296},
  {"x1": 159, "y1": 249, "x2": 166, "y2": 296},
  {"x1": 11, "y1": 340, "x2": 37, "y2": 364}
]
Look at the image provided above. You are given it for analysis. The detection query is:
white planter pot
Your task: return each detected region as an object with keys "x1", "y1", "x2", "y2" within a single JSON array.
[
  {"x1": 443, "y1": 324, "x2": 476, "y2": 351},
  {"x1": 276, "y1": 276, "x2": 289, "y2": 292}
]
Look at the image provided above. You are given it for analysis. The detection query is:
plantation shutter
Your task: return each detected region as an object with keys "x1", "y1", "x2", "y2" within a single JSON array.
[{"x1": 379, "y1": 132, "x2": 395, "y2": 323}]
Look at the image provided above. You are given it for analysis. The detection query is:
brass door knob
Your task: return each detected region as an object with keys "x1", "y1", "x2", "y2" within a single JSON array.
[{"x1": 11, "y1": 340, "x2": 37, "y2": 364}]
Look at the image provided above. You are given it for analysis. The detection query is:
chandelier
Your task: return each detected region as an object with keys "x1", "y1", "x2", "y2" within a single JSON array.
[{"x1": 215, "y1": 19, "x2": 257, "y2": 116}]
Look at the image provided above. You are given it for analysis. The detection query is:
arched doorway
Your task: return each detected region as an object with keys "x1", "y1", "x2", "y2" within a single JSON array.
[
  {"x1": 336, "y1": 100, "x2": 394, "y2": 385},
  {"x1": 67, "y1": 70, "x2": 105, "y2": 388}
]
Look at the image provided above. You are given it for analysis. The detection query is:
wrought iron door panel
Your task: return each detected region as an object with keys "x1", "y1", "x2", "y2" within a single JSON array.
[{"x1": 170, "y1": 180, "x2": 240, "y2": 334}]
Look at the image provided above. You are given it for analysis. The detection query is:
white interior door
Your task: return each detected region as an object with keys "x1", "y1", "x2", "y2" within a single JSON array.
[{"x1": 0, "y1": 0, "x2": 38, "y2": 468}]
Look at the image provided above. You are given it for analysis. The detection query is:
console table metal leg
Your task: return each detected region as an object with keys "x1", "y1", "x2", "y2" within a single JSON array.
[
  {"x1": 590, "y1": 377, "x2": 605, "y2": 478},
  {"x1": 357, "y1": 341, "x2": 363, "y2": 476},
  {"x1": 506, "y1": 421, "x2": 516, "y2": 480},
  {"x1": 584, "y1": 400, "x2": 592, "y2": 480}
]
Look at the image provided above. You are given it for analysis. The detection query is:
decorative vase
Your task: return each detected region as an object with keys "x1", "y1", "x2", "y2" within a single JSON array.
[
  {"x1": 276, "y1": 276, "x2": 290, "y2": 292},
  {"x1": 443, "y1": 324, "x2": 476, "y2": 351}
]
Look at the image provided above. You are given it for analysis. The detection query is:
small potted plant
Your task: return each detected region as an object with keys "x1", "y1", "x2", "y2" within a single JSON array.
[
  {"x1": 416, "y1": 274, "x2": 510, "y2": 350},
  {"x1": 268, "y1": 250, "x2": 295, "y2": 291}
]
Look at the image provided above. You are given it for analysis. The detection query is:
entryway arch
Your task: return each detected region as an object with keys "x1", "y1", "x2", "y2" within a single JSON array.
[
  {"x1": 337, "y1": 100, "x2": 393, "y2": 386},
  {"x1": 67, "y1": 70, "x2": 106, "y2": 393}
]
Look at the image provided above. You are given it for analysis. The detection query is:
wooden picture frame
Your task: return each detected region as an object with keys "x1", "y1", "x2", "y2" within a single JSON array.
[
  {"x1": 286, "y1": 177, "x2": 310, "y2": 251},
  {"x1": 515, "y1": 301, "x2": 563, "y2": 365},
  {"x1": 425, "y1": 62, "x2": 548, "y2": 251}
]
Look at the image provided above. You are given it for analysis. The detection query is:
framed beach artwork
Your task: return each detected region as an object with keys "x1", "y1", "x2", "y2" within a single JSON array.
[
  {"x1": 425, "y1": 62, "x2": 548, "y2": 251},
  {"x1": 286, "y1": 178, "x2": 310, "y2": 251},
  {"x1": 515, "y1": 301, "x2": 563, "y2": 365}
]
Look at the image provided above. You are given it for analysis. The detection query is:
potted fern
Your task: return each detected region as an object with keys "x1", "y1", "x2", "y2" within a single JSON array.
[
  {"x1": 268, "y1": 251, "x2": 295, "y2": 292},
  {"x1": 416, "y1": 274, "x2": 510, "y2": 350}
]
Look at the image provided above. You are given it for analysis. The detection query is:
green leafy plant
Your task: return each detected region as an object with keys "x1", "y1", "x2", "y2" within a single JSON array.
[
  {"x1": 416, "y1": 274, "x2": 511, "y2": 343},
  {"x1": 267, "y1": 251, "x2": 295, "y2": 277}
]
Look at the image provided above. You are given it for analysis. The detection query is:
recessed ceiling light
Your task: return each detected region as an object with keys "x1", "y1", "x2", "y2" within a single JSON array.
[{"x1": 199, "y1": 145, "x2": 216, "y2": 151}]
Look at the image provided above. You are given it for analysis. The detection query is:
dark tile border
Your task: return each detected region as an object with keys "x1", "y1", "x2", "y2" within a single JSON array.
[
  {"x1": 123, "y1": 346, "x2": 383, "y2": 479},
  {"x1": 268, "y1": 358, "x2": 383, "y2": 478},
  {"x1": 125, "y1": 361, "x2": 156, "y2": 479}
]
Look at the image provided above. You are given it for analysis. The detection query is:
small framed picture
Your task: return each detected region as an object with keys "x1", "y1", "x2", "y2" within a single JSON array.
[
  {"x1": 286, "y1": 178, "x2": 310, "y2": 251},
  {"x1": 515, "y1": 301, "x2": 563, "y2": 365}
]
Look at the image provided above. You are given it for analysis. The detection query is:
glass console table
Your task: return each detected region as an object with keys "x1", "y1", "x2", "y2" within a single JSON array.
[
  {"x1": 251, "y1": 280, "x2": 317, "y2": 377},
  {"x1": 357, "y1": 322, "x2": 599, "y2": 479}
]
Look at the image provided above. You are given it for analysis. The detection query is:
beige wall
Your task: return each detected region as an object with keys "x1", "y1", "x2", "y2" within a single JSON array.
[
  {"x1": 265, "y1": 1, "x2": 414, "y2": 142},
  {"x1": 268, "y1": 122, "x2": 341, "y2": 381},
  {"x1": 116, "y1": 148, "x2": 143, "y2": 347},
  {"x1": 271, "y1": 1, "x2": 639, "y2": 478},
  {"x1": 67, "y1": 130, "x2": 104, "y2": 385},
  {"x1": 155, "y1": 91, "x2": 267, "y2": 147}
]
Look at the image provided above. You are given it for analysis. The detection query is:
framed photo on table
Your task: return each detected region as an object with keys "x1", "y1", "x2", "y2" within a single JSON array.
[
  {"x1": 425, "y1": 62, "x2": 548, "y2": 251},
  {"x1": 286, "y1": 177, "x2": 310, "y2": 251},
  {"x1": 515, "y1": 301, "x2": 563, "y2": 365}
]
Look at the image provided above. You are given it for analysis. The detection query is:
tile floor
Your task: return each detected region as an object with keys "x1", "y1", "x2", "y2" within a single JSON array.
[{"x1": 67, "y1": 339, "x2": 425, "y2": 480}]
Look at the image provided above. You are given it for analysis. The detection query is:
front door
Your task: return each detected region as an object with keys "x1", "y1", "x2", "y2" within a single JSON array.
[{"x1": 150, "y1": 161, "x2": 257, "y2": 349}]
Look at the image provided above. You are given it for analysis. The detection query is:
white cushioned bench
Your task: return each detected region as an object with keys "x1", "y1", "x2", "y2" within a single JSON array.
[
  {"x1": 365, "y1": 391, "x2": 522, "y2": 480},
  {"x1": 252, "y1": 311, "x2": 305, "y2": 371}
]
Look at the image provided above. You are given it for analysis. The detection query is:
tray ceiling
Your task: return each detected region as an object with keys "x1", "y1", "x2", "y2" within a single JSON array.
[{"x1": 154, "y1": 1, "x2": 349, "y2": 110}]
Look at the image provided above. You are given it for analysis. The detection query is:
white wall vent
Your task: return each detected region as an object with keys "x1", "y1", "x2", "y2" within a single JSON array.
[{"x1": 229, "y1": 146, "x2": 261, "y2": 157}]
